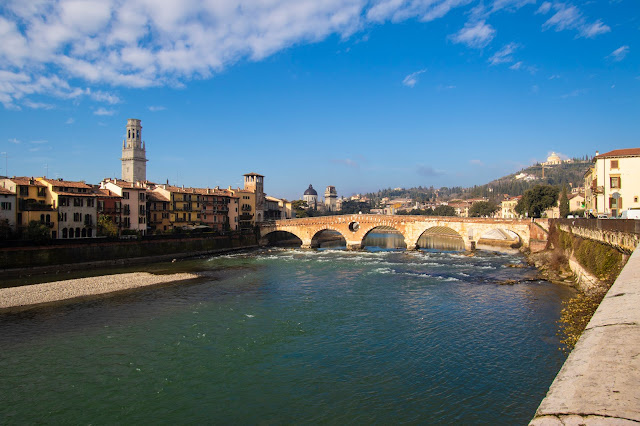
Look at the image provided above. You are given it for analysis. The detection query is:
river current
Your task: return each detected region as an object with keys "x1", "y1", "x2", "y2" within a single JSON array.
[{"x1": 0, "y1": 234, "x2": 572, "y2": 424}]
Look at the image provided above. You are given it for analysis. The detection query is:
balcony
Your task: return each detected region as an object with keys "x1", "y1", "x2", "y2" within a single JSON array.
[{"x1": 19, "y1": 200, "x2": 54, "y2": 211}]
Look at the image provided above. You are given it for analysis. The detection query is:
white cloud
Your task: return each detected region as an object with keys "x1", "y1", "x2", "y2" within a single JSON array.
[
  {"x1": 489, "y1": 42, "x2": 519, "y2": 65},
  {"x1": 148, "y1": 105, "x2": 166, "y2": 112},
  {"x1": 8, "y1": 137, "x2": 21, "y2": 144},
  {"x1": 509, "y1": 61, "x2": 523, "y2": 70},
  {"x1": 89, "y1": 90, "x2": 121, "y2": 104},
  {"x1": 561, "y1": 88, "x2": 588, "y2": 98},
  {"x1": 470, "y1": 159, "x2": 484, "y2": 166},
  {"x1": 23, "y1": 99, "x2": 55, "y2": 109},
  {"x1": 609, "y1": 45, "x2": 629, "y2": 62},
  {"x1": 402, "y1": 69, "x2": 427, "y2": 87},
  {"x1": 541, "y1": 3, "x2": 610, "y2": 38},
  {"x1": 581, "y1": 20, "x2": 610, "y2": 38},
  {"x1": 1, "y1": 0, "x2": 498, "y2": 108},
  {"x1": 536, "y1": 2, "x2": 552, "y2": 14},
  {"x1": 65, "y1": 117, "x2": 74, "y2": 124},
  {"x1": 450, "y1": 20, "x2": 496, "y2": 48},
  {"x1": 94, "y1": 107, "x2": 115, "y2": 116}
]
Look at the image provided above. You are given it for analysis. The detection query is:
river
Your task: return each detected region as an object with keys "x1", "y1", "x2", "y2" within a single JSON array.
[{"x1": 0, "y1": 233, "x2": 572, "y2": 424}]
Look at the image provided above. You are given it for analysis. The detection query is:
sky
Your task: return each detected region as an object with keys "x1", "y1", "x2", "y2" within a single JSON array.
[{"x1": 0, "y1": 0, "x2": 638, "y2": 201}]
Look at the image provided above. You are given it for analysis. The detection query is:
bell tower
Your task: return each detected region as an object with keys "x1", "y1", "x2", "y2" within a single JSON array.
[{"x1": 121, "y1": 118, "x2": 148, "y2": 182}]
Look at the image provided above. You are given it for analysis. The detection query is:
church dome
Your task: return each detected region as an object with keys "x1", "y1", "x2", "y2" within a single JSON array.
[
  {"x1": 547, "y1": 152, "x2": 561, "y2": 163},
  {"x1": 304, "y1": 184, "x2": 317, "y2": 196}
]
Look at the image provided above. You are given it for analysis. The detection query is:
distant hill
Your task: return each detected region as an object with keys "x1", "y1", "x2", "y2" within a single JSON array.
[
  {"x1": 365, "y1": 159, "x2": 592, "y2": 206},
  {"x1": 468, "y1": 160, "x2": 591, "y2": 199}
]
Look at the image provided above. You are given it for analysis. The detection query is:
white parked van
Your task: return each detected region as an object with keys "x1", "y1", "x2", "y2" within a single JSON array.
[{"x1": 619, "y1": 209, "x2": 640, "y2": 219}]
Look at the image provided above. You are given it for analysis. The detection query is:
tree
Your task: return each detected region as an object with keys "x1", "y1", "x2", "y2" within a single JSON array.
[
  {"x1": 340, "y1": 200, "x2": 371, "y2": 214},
  {"x1": 98, "y1": 214, "x2": 119, "y2": 237},
  {"x1": 0, "y1": 219, "x2": 13, "y2": 240},
  {"x1": 433, "y1": 205, "x2": 456, "y2": 216},
  {"x1": 559, "y1": 185, "x2": 570, "y2": 218},
  {"x1": 24, "y1": 220, "x2": 50, "y2": 241},
  {"x1": 292, "y1": 200, "x2": 310, "y2": 218},
  {"x1": 515, "y1": 185, "x2": 560, "y2": 218},
  {"x1": 468, "y1": 201, "x2": 498, "y2": 217}
]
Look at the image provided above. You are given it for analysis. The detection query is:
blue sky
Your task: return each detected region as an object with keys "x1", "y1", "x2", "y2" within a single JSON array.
[{"x1": 0, "y1": 0, "x2": 637, "y2": 200}]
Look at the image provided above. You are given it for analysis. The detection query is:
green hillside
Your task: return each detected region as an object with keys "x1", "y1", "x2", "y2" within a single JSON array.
[{"x1": 366, "y1": 159, "x2": 592, "y2": 206}]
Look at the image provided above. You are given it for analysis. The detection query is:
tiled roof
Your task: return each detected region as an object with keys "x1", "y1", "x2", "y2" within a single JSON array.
[
  {"x1": 39, "y1": 178, "x2": 92, "y2": 189},
  {"x1": 0, "y1": 187, "x2": 15, "y2": 195},
  {"x1": 148, "y1": 191, "x2": 170, "y2": 202},
  {"x1": 6, "y1": 177, "x2": 46, "y2": 187},
  {"x1": 595, "y1": 148, "x2": 640, "y2": 159},
  {"x1": 55, "y1": 191, "x2": 97, "y2": 197},
  {"x1": 94, "y1": 188, "x2": 122, "y2": 198},
  {"x1": 102, "y1": 178, "x2": 145, "y2": 189}
]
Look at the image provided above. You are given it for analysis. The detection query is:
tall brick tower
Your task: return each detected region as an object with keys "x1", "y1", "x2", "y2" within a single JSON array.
[{"x1": 121, "y1": 118, "x2": 148, "y2": 183}]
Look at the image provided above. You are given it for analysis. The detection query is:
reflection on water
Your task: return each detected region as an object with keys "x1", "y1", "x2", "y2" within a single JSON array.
[{"x1": 418, "y1": 234, "x2": 465, "y2": 251}]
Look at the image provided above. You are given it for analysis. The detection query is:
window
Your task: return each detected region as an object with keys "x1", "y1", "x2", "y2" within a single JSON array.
[
  {"x1": 139, "y1": 192, "x2": 145, "y2": 201},
  {"x1": 0, "y1": 202, "x2": 10, "y2": 210},
  {"x1": 611, "y1": 160, "x2": 619, "y2": 169},
  {"x1": 123, "y1": 191, "x2": 129, "y2": 199},
  {"x1": 635, "y1": 197, "x2": 639, "y2": 203},
  {"x1": 37, "y1": 187, "x2": 46, "y2": 197},
  {"x1": 73, "y1": 198, "x2": 83, "y2": 207},
  {"x1": 60, "y1": 197, "x2": 69, "y2": 206},
  {"x1": 84, "y1": 214, "x2": 92, "y2": 226},
  {"x1": 98, "y1": 201, "x2": 104, "y2": 212},
  {"x1": 74, "y1": 212, "x2": 81, "y2": 222},
  {"x1": 86, "y1": 198, "x2": 95, "y2": 207},
  {"x1": 610, "y1": 176, "x2": 621, "y2": 189},
  {"x1": 19, "y1": 186, "x2": 29, "y2": 196}
]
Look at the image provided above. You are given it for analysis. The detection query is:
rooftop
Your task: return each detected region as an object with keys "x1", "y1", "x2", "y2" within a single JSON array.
[{"x1": 595, "y1": 148, "x2": 640, "y2": 159}]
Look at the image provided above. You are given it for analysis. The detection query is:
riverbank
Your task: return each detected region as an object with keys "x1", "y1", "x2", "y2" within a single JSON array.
[{"x1": 0, "y1": 272, "x2": 199, "y2": 312}]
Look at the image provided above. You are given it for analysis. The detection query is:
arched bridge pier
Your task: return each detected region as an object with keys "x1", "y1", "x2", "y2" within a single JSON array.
[{"x1": 259, "y1": 214, "x2": 548, "y2": 252}]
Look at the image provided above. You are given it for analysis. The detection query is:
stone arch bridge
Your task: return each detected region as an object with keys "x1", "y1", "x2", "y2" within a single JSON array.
[{"x1": 259, "y1": 214, "x2": 549, "y2": 251}]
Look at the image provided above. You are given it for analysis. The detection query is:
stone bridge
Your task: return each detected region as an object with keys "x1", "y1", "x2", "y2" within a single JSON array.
[{"x1": 259, "y1": 214, "x2": 548, "y2": 251}]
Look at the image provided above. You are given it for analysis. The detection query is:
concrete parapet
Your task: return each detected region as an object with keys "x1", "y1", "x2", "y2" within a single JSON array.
[{"x1": 531, "y1": 248, "x2": 640, "y2": 424}]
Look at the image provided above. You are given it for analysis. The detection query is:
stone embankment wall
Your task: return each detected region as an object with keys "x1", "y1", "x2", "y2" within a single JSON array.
[
  {"x1": 555, "y1": 218, "x2": 640, "y2": 253},
  {"x1": 531, "y1": 247, "x2": 640, "y2": 425},
  {"x1": 0, "y1": 234, "x2": 257, "y2": 271}
]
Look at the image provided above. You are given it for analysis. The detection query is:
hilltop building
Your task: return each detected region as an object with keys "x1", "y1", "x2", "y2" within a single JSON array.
[{"x1": 121, "y1": 118, "x2": 148, "y2": 183}]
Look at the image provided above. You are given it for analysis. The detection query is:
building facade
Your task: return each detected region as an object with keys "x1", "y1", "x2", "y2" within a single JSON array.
[
  {"x1": 584, "y1": 148, "x2": 640, "y2": 217},
  {"x1": 100, "y1": 178, "x2": 147, "y2": 234},
  {"x1": 0, "y1": 187, "x2": 16, "y2": 230},
  {"x1": 324, "y1": 186, "x2": 337, "y2": 212},
  {"x1": 243, "y1": 173, "x2": 265, "y2": 223},
  {"x1": 0, "y1": 177, "x2": 56, "y2": 238},
  {"x1": 38, "y1": 178, "x2": 97, "y2": 238},
  {"x1": 121, "y1": 118, "x2": 148, "y2": 183}
]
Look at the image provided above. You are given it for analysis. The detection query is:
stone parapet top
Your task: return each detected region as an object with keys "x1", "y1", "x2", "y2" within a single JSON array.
[{"x1": 531, "y1": 248, "x2": 640, "y2": 425}]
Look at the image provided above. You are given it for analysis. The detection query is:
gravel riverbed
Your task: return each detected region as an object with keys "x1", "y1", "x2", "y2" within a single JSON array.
[{"x1": 0, "y1": 272, "x2": 199, "y2": 310}]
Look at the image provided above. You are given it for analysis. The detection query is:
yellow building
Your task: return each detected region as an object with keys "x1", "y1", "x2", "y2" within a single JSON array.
[
  {"x1": 150, "y1": 184, "x2": 209, "y2": 229},
  {"x1": 227, "y1": 188, "x2": 256, "y2": 230},
  {"x1": 37, "y1": 178, "x2": 98, "y2": 238},
  {"x1": 0, "y1": 177, "x2": 57, "y2": 238}
]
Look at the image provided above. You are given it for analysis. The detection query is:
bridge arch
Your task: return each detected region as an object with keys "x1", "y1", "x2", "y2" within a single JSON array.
[
  {"x1": 415, "y1": 226, "x2": 465, "y2": 251},
  {"x1": 361, "y1": 225, "x2": 407, "y2": 250},
  {"x1": 475, "y1": 227, "x2": 523, "y2": 249},
  {"x1": 310, "y1": 227, "x2": 347, "y2": 249},
  {"x1": 261, "y1": 229, "x2": 304, "y2": 247}
]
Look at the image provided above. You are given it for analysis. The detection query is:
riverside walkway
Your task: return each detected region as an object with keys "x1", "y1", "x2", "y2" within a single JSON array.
[{"x1": 531, "y1": 247, "x2": 640, "y2": 425}]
